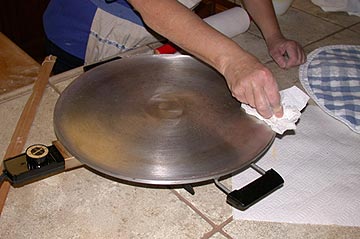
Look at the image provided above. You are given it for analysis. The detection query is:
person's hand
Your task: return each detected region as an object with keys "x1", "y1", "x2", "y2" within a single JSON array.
[
  {"x1": 221, "y1": 54, "x2": 283, "y2": 119},
  {"x1": 266, "y1": 35, "x2": 306, "y2": 69}
]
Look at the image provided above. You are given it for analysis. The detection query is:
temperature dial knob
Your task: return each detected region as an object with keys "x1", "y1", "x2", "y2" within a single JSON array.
[{"x1": 26, "y1": 144, "x2": 49, "y2": 166}]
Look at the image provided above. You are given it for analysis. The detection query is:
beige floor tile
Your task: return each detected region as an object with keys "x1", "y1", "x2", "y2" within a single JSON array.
[
  {"x1": 0, "y1": 168, "x2": 213, "y2": 239},
  {"x1": 208, "y1": 232, "x2": 230, "y2": 239},
  {"x1": 265, "y1": 62, "x2": 300, "y2": 90},
  {"x1": 278, "y1": 8, "x2": 343, "y2": 46},
  {"x1": 48, "y1": 67, "x2": 84, "y2": 95},
  {"x1": 175, "y1": 178, "x2": 233, "y2": 225},
  {"x1": 304, "y1": 29, "x2": 360, "y2": 53},
  {"x1": 232, "y1": 31, "x2": 272, "y2": 63},
  {"x1": 25, "y1": 87, "x2": 59, "y2": 147},
  {"x1": 0, "y1": 94, "x2": 28, "y2": 161},
  {"x1": 350, "y1": 23, "x2": 360, "y2": 33},
  {"x1": 224, "y1": 220, "x2": 360, "y2": 239},
  {"x1": 0, "y1": 84, "x2": 34, "y2": 104},
  {"x1": 247, "y1": 8, "x2": 342, "y2": 47},
  {"x1": 53, "y1": 78, "x2": 77, "y2": 94},
  {"x1": 292, "y1": 0, "x2": 360, "y2": 27}
]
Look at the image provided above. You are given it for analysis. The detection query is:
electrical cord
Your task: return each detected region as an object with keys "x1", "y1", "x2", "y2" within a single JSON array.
[{"x1": 0, "y1": 172, "x2": 7, "y2": 184}]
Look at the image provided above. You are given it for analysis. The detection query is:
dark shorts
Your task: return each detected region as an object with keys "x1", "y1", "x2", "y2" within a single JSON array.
[{"x1": 45, "y1": 37, "x2": 84, "y2": 74}]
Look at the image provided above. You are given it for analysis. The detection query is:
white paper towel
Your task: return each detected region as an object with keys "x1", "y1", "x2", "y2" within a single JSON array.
[
  {"x1": 232, "y1": 105, "x2": 360, "y2": 227},
  {"x1": 241, "y1": 86, "x2": 310, "y2": 134},
  {"x1": 311, "y1": 0, "x2": 360, "y2": 17},
  {"x1": 204, "y1": 7, "x2": 251, "y2": 38}
]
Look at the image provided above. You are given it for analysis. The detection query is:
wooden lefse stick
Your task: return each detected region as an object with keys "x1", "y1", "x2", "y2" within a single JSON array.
[{"x1": 0, "y1": 55, "x2": 56, "y2": 215}]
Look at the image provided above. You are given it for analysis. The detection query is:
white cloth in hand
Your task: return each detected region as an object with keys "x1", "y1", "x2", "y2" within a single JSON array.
[{"x1": 241, "y1": 86, "x2": 310, "y2": 134}]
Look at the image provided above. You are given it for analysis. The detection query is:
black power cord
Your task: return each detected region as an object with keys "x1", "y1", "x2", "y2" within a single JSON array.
[{"x1": 0, "y1": 172, "x2": 7, "y2": 184}]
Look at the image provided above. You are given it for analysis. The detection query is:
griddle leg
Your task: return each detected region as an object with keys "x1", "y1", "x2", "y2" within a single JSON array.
[{"x1": 183, "y1": 184, "x2": 195, "y2": 195}]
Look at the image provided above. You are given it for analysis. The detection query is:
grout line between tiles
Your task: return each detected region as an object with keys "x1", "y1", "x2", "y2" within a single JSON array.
[
  {"x1": 170, "y1": 189, "x2": 232, "y2": 238},
  {"x1": 49, "y1": 67, "x2": 84, "y2": 85},
  {"x1": 346, "y1": 21, "x2": 360, "y2": 29},
  {"x1": 217, "y1": 217, "x2": 234, "y2": 238},
  {"x1": 0, "y1": 84, "x2": 56, "y2": 105},
  {"x1": 49, "y1": 82, "x2": 62, "y2": 95},
  {"x1": 303, "y1": 28, "x2": 350, "y2": 48},
  {"x1": 0, "y1": 87, "x2": 32, "y2": 104},
  {"x1": 201, "y1": 217, "x2": 234, "y2": 239},
  {"x1": 246, "y1": 30, "x2": 265, "y2": 40},
  {"x1": 170, "y1": 189, "x2": 236, "y2": 238},
  {"x1": 290, "y1": 6, "x2": 360, "y2": 29},
  {"x1": 171, "y1": 189, "x2": 217, "y2": 226}
]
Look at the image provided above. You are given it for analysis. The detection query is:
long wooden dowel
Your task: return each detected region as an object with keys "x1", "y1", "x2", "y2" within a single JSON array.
[{"x1": 0, "y1": 55, "x2": 56, "y2": 215}]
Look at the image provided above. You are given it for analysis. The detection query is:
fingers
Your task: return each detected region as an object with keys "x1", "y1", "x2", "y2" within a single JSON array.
[
  {"x1": 256, "y1": 73, "x2": 283, "y2": 119},
  {"x1": 234, "y1": 85, "x2": 277, "y2": 119},
  {"x1": 246, "y1": 84, "x2": 283, "y2": 119},
  {"x1": 272, "y1": 53, "x2": 287, "y2": 69},
  {"x1": 264, "y1": 82, "x2": 283, "y2": 118},
  {"x1": 230, "y1": 69, "x2": 282, "y2": 119},
  {"x1": 253, "y1": 86, "x2": 273, "y2": 118},
  {"x1": 245, "y1": 85, "x2": 255, "y2": 108},
  {"x1": 222, "y1": 54, "x2": 283, "y2": 119},
  {"x1": 271, "y1": 47, "x2": 287, "y2": 69},
  {"x1": 283, "y1": 41, "x2": 306, "y2": 68},
  {"x1": 269, "y1": 39, "x2": 306, "y2": 69}
]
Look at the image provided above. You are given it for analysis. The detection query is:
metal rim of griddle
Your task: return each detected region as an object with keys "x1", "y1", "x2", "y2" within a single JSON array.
[{"x1": 53, "y1": 55, "x2": 275, "y2": 185}]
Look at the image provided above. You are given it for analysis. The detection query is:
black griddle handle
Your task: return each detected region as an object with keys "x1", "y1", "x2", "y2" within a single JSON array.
[
  {"x1": 83, "y1": 56, "x2": 122, "y2": 72},
  {"x1": 226, "y1": 169, "x2": 284, "y2": 210}
]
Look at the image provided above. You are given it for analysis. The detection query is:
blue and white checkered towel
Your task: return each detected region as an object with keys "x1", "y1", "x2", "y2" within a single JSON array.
[{"x1": 299, "y1": 45, "x2": 360, "y2": 133}]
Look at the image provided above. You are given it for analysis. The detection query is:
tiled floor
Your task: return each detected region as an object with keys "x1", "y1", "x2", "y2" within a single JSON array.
[{"x1": 0, "y1": 1, "x2": 360, "y2": 238}]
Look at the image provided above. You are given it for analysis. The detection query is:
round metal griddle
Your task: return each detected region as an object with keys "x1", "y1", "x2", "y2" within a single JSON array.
[{"x1": 54, "y1": 55, "x2": 274, "y2": 185}]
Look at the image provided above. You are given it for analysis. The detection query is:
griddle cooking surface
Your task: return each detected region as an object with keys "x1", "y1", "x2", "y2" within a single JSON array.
[{"x1": 54, "y1": 55, "x2": 274, "y2": 185}]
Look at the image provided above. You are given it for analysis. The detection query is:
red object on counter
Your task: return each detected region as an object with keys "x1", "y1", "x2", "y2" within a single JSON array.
[{"x1": 154, "y1": 43, "x2": 178, "y2": 54}]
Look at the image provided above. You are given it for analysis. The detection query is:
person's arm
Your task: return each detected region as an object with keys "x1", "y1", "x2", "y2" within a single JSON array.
[
  {"x1": 243, "y1": 0, "x2": 306, "y2": 69},
  {"x1": 128, "y1": 0, "x2": 283, "y2": 118}
]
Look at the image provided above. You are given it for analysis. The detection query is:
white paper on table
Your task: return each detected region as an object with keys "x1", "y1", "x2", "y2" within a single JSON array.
[{"x1": 232, "y1": 105, "x2": 360, "y2": 227}]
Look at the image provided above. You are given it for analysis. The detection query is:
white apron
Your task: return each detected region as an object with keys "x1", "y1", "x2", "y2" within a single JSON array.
[{"x1": 85, "y1": 0, "x2": 201, "y2": 64}]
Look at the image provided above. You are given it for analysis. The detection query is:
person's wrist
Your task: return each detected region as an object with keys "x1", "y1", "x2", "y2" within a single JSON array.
[
  {"x1": 216, "y1": 47, "x2": 257, "y2": 77},
  {"x1": 264, "y1": 32, "x2": 285, "y2": 48}
]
